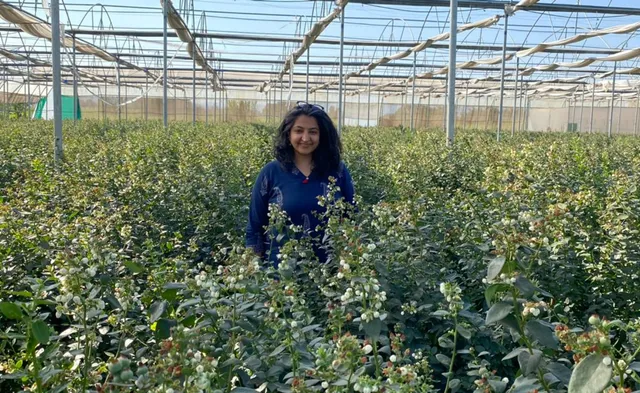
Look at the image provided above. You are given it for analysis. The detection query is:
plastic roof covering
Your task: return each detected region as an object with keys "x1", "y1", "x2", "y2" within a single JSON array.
[
  {"x1": 308, "y1": 14, "x2": 502, "y2": 94},
  {"x1": 0, "y1": 0, "x2": 184, "y2": 91},
  {"x1": 0, "y1": 47, "x2": 122, "y2": 85},
  {"x1": 309, "y1": 0, "x2": 541, "y2": 95},
  {"x1": 161, "y1": 0, "x2": 221, "y2": 89},
  {"x1": 0, "y1": 0, "x2": 115, "y2": 62},
  {"x1": 2, "y1": 0, "x2": 639, "y2": 103},
  {"x1": 255, "y1": 0, "x2": 348, "y2": 93}
]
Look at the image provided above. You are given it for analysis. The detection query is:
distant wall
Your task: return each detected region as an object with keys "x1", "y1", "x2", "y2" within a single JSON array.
[{"x1": 1, "y1": 82, "x2": 637, "y2": 134}]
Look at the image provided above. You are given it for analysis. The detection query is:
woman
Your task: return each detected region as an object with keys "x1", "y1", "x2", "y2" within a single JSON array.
[{"x1": 245, "y1": 102, "x2": 355, "y2": 266}]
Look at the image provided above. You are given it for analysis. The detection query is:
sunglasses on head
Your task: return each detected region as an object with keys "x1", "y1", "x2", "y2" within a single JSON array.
[{"x1": 296, "y1": 101, "x2": 325, "y2": 112}]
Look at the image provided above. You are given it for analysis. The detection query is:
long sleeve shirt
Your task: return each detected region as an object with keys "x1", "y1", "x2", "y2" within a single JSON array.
[{"x1": 245, "y1": 160, "x2": 355, "y2": 266}]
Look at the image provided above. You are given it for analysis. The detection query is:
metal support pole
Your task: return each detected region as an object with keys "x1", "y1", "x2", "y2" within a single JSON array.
[
  {"x1": 511, "y1": 56, "x2": 519, "y2": 136},
  {"x1": 342, "y1": 78, "x2": 347, "y2": 128},
  {"x1": 635, "y1": 88, "x2": 639, "y2": 136},
  {"x1": 192, "y1": 47, "x2": 196, "y2": 124},
  {"x1": 367, "y1": 73, "x2": 371, "y2": 127},
  {"x1": 497, "y1": 10, "x2": 509, "y2": 141},
  {"x1": 357, "y1": 92, "x2": 361, "y2": 126},
  {"x1": 590, "y1": 75, "x2": 596, "y2": 133},
  {"x1": 618, "y1": 94, "x2": 623, "y2": 134},
  {"x1": 485, "y1": 96, "x2": 490, "y2": 131},
  {"x1": 411, "y1": 51, "x2": 416, "y2": 132},
  {"x1": 117, "y1": 64, "x2": 121, "y2": 121},
  {"x1": 402, "y1": 93, "x2": 406, "y2": 128},
  {"x1": 163, "y1": 0, "x2": 168, "y2": 128},
  {"x1": 72, "y1": 34, "x2": 78, "y2": 124},
  {"x1": 205, "y1": 72, "x2": 209, "y2": 125},
  {"x1": 306, "y1": 49, "x2": 310, "y2": 102},
  {"x1": 51, "y1": 0, "x2": 63, "y2": 162},
  {"x1": 337, "y1": 4, "x2": 345, "y2": 135},
  {"x1": 280, "y1": 80, "x2": 284, "y2": 118},
  {"x1": 476, "y1": 94, "x2": 481, "y2": 129},
  {"x1": 103, "y1": 78, "x2": 107, "y2": 121},
  {"x1": 213, "y1": 87, "x2": 217, "y2": 123},
  {"x1": 426, "y1": 92, "x2": 431, "y2": 127},
  {"x1": 145, "y1": 74, "x2": 148, "y2": 121},
  {"x1": 443, "y1": 77, "x2": 448, "y2": 131},
  {"x1": 447, "y1": 0, "x2": 457, "y2": 146},
  {"x1": 525, "y1": 95, "x2": 530, "y2": 132},
  {"x1": 26, "y1": 60, "x2": 31, "y2": 119},
  {"x1": 518, "y1": 76, "x2": 528, "y2": 131},
  {"x1": 326, "y1": 87, "x2": 329, "y2": 114},
  {"x1": 580, "y1": 86, "x2": 585, "y2": 132},
  {"x1": 463, "y1": 83, "x2": 469, "y2": 129},
  {"x1": 608, "y1": 63, "x2": 617, "y2": 138},
  {"x1": 566, "y1": 98, "x2": 571, "y2": 131}
]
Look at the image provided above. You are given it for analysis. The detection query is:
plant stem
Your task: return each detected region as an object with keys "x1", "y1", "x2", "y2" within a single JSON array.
[
  {"x1": 81, "y1": 303, "x2": 91, "y2": 393},
  {"x1": 372, "y1": 339, "x2": 381, "y2": 379},
  {"x1": 443, "y1": 314, "x2": 458, "y2": 393}
]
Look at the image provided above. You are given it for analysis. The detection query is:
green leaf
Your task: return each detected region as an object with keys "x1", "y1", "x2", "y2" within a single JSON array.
[
  {"x1": 155, "y1": 318, "x2": 176, "y2": 340},
  {"x1": 0, "y1": 302, "x2": 22, "y2": 320},
  {"x1": 438, "y1": 335, "x2": 455, "y2": 348},
  {"x1": 487, "y1": 380, "x2": 507, "y2": 393},
  {"x1": 525, "y1": 320, "x2": 558, "y2": 349},
  {"x1": 31, "y1": 320, "x2": 50, "y2": 344},
  {"x1": 502, "y1": 347, "x2": 527, "y2": 361},
  {"x1": 485, "y1": 302, "x2": 513, "y2": 325},
  {"x1": 124, "y1": 261, "x2": 144, "y2": 273},
  {"x1": 270, "y1": 344, "x2": 286, "y2": 357},
  {"x1": 513, "y1": 276, "x2": 538, "y2": 298},
  {"x1": 231, "y1": 388, "x2": 259, "y2": 393},
  {"x1": 435, "y1": 353, "x2": 451, "y2": 366},
  {"x1": 509, "y1": 377, "x2": 541, "y2": 393},
  {"x1": 362, "y1": 318, "x2": 381, "y2": 339},
  {"x1": 547, "y1": 362, "x2": 572, "y2": 385},
  {"x1": 567, "y1": 353, "x2": 613, "y2": 393},
  {"x1": 484, "y1": 283, "x2": 510, "y2": 305},
  {"x1": 149, "y1": 300, "x2": 167, "y2": 323},
  {"x1": 487, "y1": 256, "x2": 506, "y2": 281},
  {"x1": 164, "y1": 283, "x2": 187, "y2": 290},
  {"x1": 449, "y1": 379, "x2": 461, "y2": 393},
  {"x1": 377, "y1": 345, "x2": 391, "y2": 355},
  {"x1": 7, "y1": 290, "x2": 32, "y2": 298},
  {"x1": 523, "y1": 351, "x2": 542, "y2": 376},
  {"x1": 457, "y1": 325, "x2": 472, "y2": 340}
]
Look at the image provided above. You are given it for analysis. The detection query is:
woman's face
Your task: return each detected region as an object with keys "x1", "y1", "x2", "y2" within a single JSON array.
[{"x1": 289, "y1": 115, "x2": 320, "y2": 158}]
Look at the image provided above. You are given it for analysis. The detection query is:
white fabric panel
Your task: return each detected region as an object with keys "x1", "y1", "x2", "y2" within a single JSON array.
[
  {"x1": 599, "y1": 67, "x2": 640, "y2": 78},
  {"x1": 0, "y1": 48, "x2": 27, "y2": 61},
  {"x1": 518, "y1": 21, "x2": 640, "y2": 57},
  {"x1": 519, "y1": 47, "x2": 640, "y2": 77}
]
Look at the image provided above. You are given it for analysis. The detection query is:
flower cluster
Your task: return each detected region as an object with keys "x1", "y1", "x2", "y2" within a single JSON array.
[
  {"x1": 439, "y1": 282, "x2": 463, "y2": 313},
  {"x1": 521, "y1": 300, "x2": 547, "y2": 318}
]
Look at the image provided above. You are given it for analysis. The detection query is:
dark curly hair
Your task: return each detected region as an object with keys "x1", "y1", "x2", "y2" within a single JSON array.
[{"x1": 274, "y1": 104, "x2": 342, "y2": 176}]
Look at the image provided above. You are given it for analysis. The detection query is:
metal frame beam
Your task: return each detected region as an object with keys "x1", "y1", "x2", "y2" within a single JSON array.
[
  {"x1": 0, "y1": 28, "x2": 606, "y2": 55},
  {"x1": 341, "y1": 0, "x2": 640, "y2": 15}
]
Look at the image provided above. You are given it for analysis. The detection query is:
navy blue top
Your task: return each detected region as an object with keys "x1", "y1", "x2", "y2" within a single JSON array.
[{"x1": 245, "y1": 160, "x2": 355, "y2": 266}]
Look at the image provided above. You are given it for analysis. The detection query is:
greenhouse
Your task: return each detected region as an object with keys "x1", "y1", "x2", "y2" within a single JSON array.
[{"x1": 2, "y1": 1, "x2": 640, "y2": 392}]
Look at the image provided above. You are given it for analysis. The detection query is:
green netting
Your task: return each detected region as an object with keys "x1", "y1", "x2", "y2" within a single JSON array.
[{"x1": 32, "y1": 95, "x2": 82, "y2": 120}]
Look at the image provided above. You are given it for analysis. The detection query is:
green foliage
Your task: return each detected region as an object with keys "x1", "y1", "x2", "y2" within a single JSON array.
[{"x1": 1, "y1": 120, "x2": 640, "y2": 393}]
